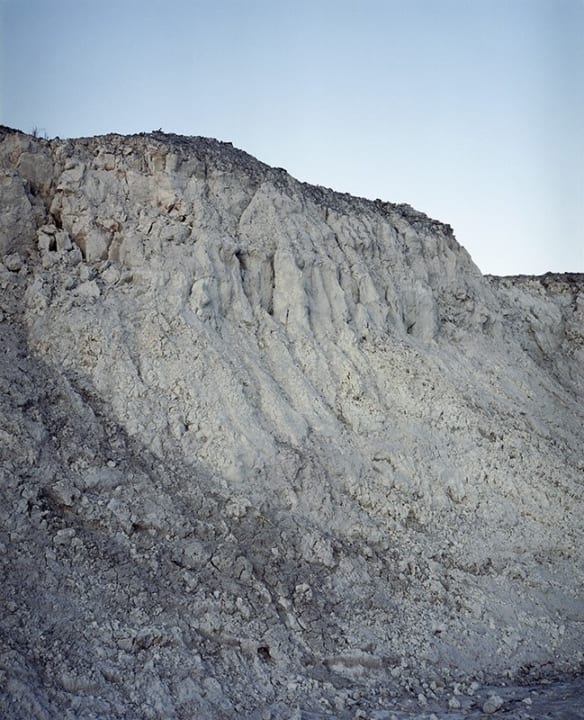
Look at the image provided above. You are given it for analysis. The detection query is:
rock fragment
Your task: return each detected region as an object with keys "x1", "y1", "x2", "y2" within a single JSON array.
[{"x1": 482, "y1": 694, "x2": 504, "y2": 714}]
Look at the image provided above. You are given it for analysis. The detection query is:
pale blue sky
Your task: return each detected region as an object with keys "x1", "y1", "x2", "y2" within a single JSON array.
[{"x1": 1, "y1": 0, "x2": 582, "y2": 275}]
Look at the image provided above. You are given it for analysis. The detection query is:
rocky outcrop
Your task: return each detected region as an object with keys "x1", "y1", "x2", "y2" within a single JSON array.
[{"x1": 1, "y1": 126, "x2": 582, "y2": 719}]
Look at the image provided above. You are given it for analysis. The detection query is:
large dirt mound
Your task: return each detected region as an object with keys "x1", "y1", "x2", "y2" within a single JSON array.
[{"x1": 1, "y1": 127, "x2": 582, "y2": 718}]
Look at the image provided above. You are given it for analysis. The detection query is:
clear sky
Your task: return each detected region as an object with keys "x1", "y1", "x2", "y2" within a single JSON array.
[{"x1": 1, "y1": 0, "x2": 582, "y2": 275}]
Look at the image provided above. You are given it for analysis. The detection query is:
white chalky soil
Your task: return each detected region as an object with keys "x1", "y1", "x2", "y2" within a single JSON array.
[{"x1": 0, "y1": 127, "x2": 582, "y2": 719}]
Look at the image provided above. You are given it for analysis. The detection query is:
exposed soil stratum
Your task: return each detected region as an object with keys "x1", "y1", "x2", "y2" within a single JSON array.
[{"x1": 0, "y1": 127, "x2": 582, "y2": 719}]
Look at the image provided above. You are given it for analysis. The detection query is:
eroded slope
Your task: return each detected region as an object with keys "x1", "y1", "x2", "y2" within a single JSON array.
[{"x1": 1, "y1": 127, "x2": 582, "y2": 719}]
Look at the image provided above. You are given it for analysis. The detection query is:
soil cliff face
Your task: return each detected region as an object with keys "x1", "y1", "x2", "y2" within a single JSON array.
[{"x1": 1, "y1": 126, "x2": 582, "y2": 719}]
